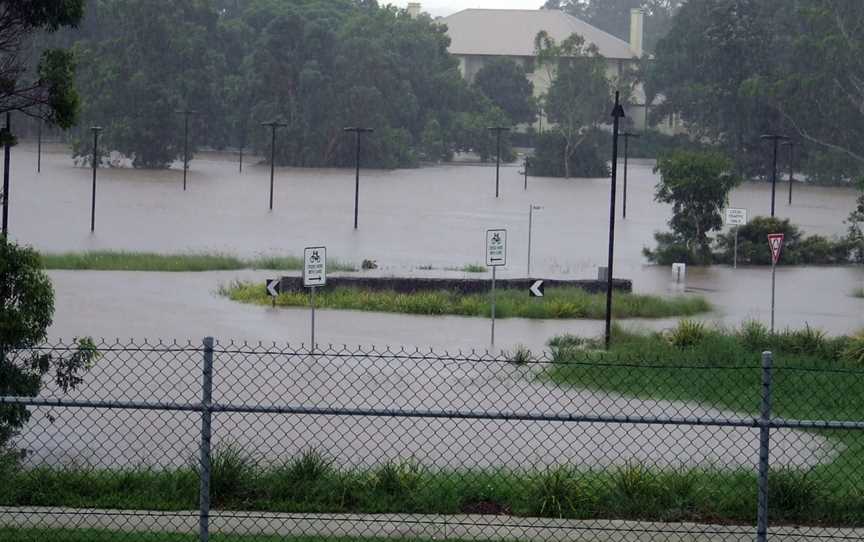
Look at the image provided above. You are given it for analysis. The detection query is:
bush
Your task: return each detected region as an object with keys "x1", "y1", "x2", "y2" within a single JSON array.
[
  {"x1": 624, "y1": 130, "x2": 710, "y2": 159},
  {"x1": 530, "y1": 466, "x2": 587, "y2": 518},
  {"x1": 842, "y1": 330, "x2": 864, "y2": 365},
  {"x1": 530, "y1": 129, "x2": 610, "y2": 178},
  {"x1": 643, "y1": 232, "x2": 711, "y2": 265},
  {"x1": 665, "y1": 320, "x2": 709, "y2": 349},
  {"x1": 714, "y1": 216, "x2": 851, "y2": 265}
]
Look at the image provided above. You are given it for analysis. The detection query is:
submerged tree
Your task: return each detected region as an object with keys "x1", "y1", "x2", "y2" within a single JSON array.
[{"x1": 473, "y1": 58, "x2": 536, "y2": 125}]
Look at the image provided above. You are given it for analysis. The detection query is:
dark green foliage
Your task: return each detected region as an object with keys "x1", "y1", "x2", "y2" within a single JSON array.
[
  {"x1": 0, "y1": 238, "x2": 97, "y2": 448},
  {"x1": 642, "y1": 231, "x2": 710, "y2": 265},
  {"x1": 0, "y1": 0, "x2": 83, "y2": 127},
  {"x1": 623, "y1": 130, "x2": 709, "y2": 159},
  {"x1": 473, "y1": 58, "x2": 536, "y2": 125},
  {"x1": 714, "y1": 216, "x2": 852, "y2": 265},
  {"x1": 529, "y1": 130, "x2": 609, "y2": 178},
  {"x1": 648, "y1": 150, "x2": 739, "y2": 262}
]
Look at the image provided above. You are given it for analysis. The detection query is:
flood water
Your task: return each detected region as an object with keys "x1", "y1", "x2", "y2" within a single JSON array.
[{"x1": 5, "y1": 144, "x2": 861, "y2": 340}]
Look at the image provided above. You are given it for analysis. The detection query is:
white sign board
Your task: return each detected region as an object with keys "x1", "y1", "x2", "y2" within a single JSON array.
[
  {"x1": 725, "y1": 208, "x2": 748, "y2": 226},
  {"x1": 485, "y1": 229, "x2": 507, "y2": 267},
  {"x1": 303, "y1": 246, "x2": 327, "y2": 287},
  {"x1": 672, "y1": 262, "x2": 686, "y2": 283}
]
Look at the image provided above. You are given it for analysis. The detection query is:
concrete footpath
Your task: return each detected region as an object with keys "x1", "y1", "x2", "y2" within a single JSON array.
[{"x1": 2, "y1": 507, "x2": 860, "y2": 541}]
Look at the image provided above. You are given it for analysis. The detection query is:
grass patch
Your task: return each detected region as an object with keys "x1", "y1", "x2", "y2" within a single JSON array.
[
  {"x1": 854, "y1": 287, "x2": 864, "y2": 298},
  {"x1": 545, "y1": 322, "x2": 864, "y2": 527},
  {"x1": 40, "y1": 251, "x2": 355, "y2": 272},
  {"x1": 0, "y1": 528, "x2": 459, "y2": 542},
  {"x1": 3, "y1": 451, "x2": 862, "y2": 526},
  {"x1": 220, "y1": 282, "x2": 711, "y2": 320}
]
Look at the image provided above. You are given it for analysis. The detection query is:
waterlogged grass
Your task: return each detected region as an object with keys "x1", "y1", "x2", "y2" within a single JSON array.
[
  {"x1": 545, "y1": 322, "x2": 864, "y2": 527},
  {"x1": 0, "y1": 528, "x2": 453, "y2": 542},
  {"x1": 3, "y1": 449, "x2": 862, "y2": 526},
  {"x1": 854, "y1": 287, "x2": 864, "y2": 298},
  {"x1": 221, "y1": 282, "x2": 711, "y2": 320},
  {"x1": 40, "y1": 251, "x2": 356, "y2": 272}
]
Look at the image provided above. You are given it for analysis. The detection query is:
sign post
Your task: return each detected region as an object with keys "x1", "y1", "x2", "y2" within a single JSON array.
[
  {"x1": 527, "y1": 204, "x2": 542, "y2": 277},
  {"x1": 725, "y1": 208, "x2": 748, "y2": 268},
  {"x1": 767, "y1": 233, "x2": 784, "y2": 333},
  {"x1": 304, "y1": 246, "x2": 327, "y2": 351},
  {"x1": 486, "y1": 229, "x2": 507, "y2": 346},
  {"x1": 265, "y1": 278, "x2": 280, "y2": 308}
]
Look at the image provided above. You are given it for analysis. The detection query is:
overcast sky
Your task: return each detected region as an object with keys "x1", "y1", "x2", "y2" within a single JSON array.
[{"x1": 388, "y1": 0, "x2": 543, "y2": 18}]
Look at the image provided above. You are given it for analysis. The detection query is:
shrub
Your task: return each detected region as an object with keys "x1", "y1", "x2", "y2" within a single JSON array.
[
  {"x1": 769, "y1": 468, "x2": 821, "y2": 517},
  {"x1": 373, "y1": 459, "x2": 424, "y2": 496},
  {"x1": 210, "y1": 444, "x2": 255, "y2": 503},
  {"x1": 508, "y1": 344, "x2": 532, "y2": 365},
  {"x1": 283, "y1": 449, "x2": 333, "y2": 484},
  {"x1": 530, "y1": 129, "x2": 610, "y2": 178},
  {"x1": 643, "y1": 231, "x2": 709, "y2": 265},
  {"x1": 714, "y1": 216, "x2": 851, "y2": 265},
  {"x1": 773, "y1": 324, "x2": 827, "y2": 355},
  {"x1": 665, "y1": 320, "x2": 708, "y2": 349},
  {"x1": 530, "y1": 466, "x2": 587, "y2": 518},
  {"x1": 738, "y1": 320, "x2": 771, "y2": 351},
  {"x1": 842, "y1": 330, "x2": 864, "y2": 365}
]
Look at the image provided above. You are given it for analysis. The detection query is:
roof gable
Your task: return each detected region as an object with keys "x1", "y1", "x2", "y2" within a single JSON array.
[{"x1": 441, "y1": 9, "x2": 634, "y2": 60}]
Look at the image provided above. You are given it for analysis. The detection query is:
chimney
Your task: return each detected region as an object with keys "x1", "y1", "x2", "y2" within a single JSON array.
[
  {"x1": 407, "y1": 2, "x2": 421, "y2": 18},
  {"x1": 629, "y1": 8, "x2": 644, "y2": 58}
]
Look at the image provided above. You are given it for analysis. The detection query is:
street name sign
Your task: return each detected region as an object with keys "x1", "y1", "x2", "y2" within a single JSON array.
[
  {"x1": 529, "y1": 279, "x2": 544, "y2": 297},
  {"x1": 486, "y1": 229, "x2": 507, "y2": 267},
  {"x1": 266, "y1": 279, "x2": 280, "y2": 297},
  {"x1": 725, "y1": 208, "x2": 748, "y2": 226},
  {"x1": 768, "y1": 233, "x2": 784, "y2": 265},
  {"x1": 303, "y1": 246, "x2": 327, "y2": 287}
]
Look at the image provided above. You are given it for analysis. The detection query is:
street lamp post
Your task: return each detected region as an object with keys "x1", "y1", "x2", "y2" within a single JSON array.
[
  {"x1": 175, "y1": 109, "x2": 197, "y2": 191},
  {"x1": 36, "y1": 117, "x2": 42, "y2": 173},
  {"x1": 90, "y1": 126, "x2": 102, "y2": 233},
  {"x1": 605, "y1": 91, "x2": 626, "y2": 350},
  {"x1": 343, "y1": 127, "x2": 374, "y2": 229},
  {"x1": 527, "y1": 204, "x2": 542, "y2": 276},
  {"x1": 523, "y1": 157, "x2": 529, "y2": 191},
  {"x1": 619, "y1": 131, "x2": 640, "y2": 219},
  {"x1": 781, "y1": 140, "x2": 795, "y2": 206},
  {"x1": 760, "y1": 134, "x2": 790, "y2": 217},
  {"x1": 1, "y1": 113, "x2": 10, "y2": 236},
  {"x1": 261, "y1": 120, "x2": 288, "y2": 211},
  {"x1": 487, "y1": 126, "x2": 510, "y2": 198}
]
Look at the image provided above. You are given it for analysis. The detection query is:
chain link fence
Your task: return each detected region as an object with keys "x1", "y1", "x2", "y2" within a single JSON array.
[{"x1": 2, "y1": 338, "x2": 863, "y2": 541}]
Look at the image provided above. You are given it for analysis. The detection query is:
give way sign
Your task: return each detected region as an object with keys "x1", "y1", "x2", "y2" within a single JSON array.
[{"x1": 768, "y1": 233, "x2": 784, "y2": 265}]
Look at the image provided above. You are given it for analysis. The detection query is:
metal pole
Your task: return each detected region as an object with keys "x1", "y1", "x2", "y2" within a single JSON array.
[
  {"x1": 36, "y1": 118, "x2": 42, "y2": 173},
  {"x1": 90, "y1": 127, "x2": 101, "y2": 233},
  {"x1": 527, "y1": 205, "x2": 533, "y2": 277},
  {"x1": 495, "y1": 130, "x2": 501, "y2": 198},
  {"x1": 310, "y1": 286, "x2": 316, "y2": 352},
  {"x1": 523, "y1": 157, "x2": 528, "y2": 191},
  {"x1": 183, "y1": 113, "x2": 189, "y2": 191},
  {"x1": 786, "y1": 142, "x2": 794, "y2": 206},
  {"x1": 756, "y1": 350, "x2": 774, "y2": 542},
  {"x1": 770, "y1": 259, "x2": 776, "y2": 333},
  {"x1": 354, "y1": 130, "x2": 360, "y2": 229},
  {"x1": 605, "y1": 92, "x2": 625, "y2": 349},
  {"x1": 239, "y1": 145, "x2": 243, "y2": 173},
  {"x1": 734, "y1": 225, "x2": 739, "y2": 269},
  {"x1": 269, "y1": 125, "x2": 275, "y2": 211},
  {"x1": 770, "y1": 137, "x2": 777, "y2": 217},
  {"x1": 198, "y1": 336, "x2": 215, "y2": 542},
  {"x1": 490, "y1": 266, "x2": 496, "y2": 346},
  {"x1": 2, "y1": 113, "x2": 10, "y2": 236}
]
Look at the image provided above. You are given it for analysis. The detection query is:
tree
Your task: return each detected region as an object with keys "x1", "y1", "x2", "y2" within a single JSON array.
[
  {"x1": 0, "y1": 0, "x2": 84, "y2": 133},
  {"x1": 0, "y1": 238, "x2": 97, "y2": 450},
  {"x1": 473, "y1": 58, "x2": 535, "y2": 125},
  {"x1": 535, "y1": 31, "x2": 612, "y2": 178},
  {"x1": 651, "y1": 150, "x2": 739, "y2": 262}
]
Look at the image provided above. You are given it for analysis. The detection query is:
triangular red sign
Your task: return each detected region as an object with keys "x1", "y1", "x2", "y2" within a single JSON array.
[{"x1": 767, "y1": 233, "x2": 784, "y2": 265}]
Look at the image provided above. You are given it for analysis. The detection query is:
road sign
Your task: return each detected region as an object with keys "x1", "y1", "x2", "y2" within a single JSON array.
[
  {"x1": 486, "y1": 229, "x2": 507, "y2": 267},
  {"x1": 768, "y1": 233, "x2": 784, "y2": 265},
  {"x1": 725, "y1": 208, "x2": 748, "y2": 226},
  {"x1": 529, "y1": 279, "x2": 544, "y2": 297},
  {"x1": 304, "y1": 246, "x2": 327, "y2": 287},
  {"x1": 266, "y1": 279, "x2": 280, "y2": 297}
]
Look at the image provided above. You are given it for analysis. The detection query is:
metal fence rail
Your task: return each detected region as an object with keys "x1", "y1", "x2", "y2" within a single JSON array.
[{"x1": 1, "y1": 338, "x2": 863, "y2": 542}]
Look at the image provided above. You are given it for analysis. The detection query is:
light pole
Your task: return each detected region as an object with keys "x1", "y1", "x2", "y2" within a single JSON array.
[
  {"x1": 527, "y1": 204, "x2": 542, "y2": 276},
  {"x1": 523, "y1": 157, "x2": 530, "y2": 191},
  {"x1": 175, "y1": 109, "x2": 197, "y2": 191},
  {"x1": 619, "y1": 131, "x2": 640, "y2": 219},
  {"x1": 343, "y1": 126, "x2": 374, "y2": 229},
  {"x1": 36, "y1": 116, "x2": 42, "y2": 173},
  {"x1": 781, "y1": 140, "x2": 795, "y2": 206},
  {"x1": 487, "y1": 126, "x2": 509, "y2": 198},
  {"x1": 90, "y1": 126, "x2": 102, "y2": 233},
  {"x1": 605, "y1": 91, "x2": 625, "y2": 350},
  {"x1": 261, "y1": 120, "x2": 288, "y2": 211},
  {"x1": 1, "y1": 112, "x2": 10, "y2": 236},
  {"x1": 760, "y1": 134, "x2": 789, "y2": 217}
]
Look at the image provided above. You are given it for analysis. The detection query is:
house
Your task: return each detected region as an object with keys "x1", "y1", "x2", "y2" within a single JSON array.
[{"x1": 431, "y1": 6, "x2": 678, "y2": 134}]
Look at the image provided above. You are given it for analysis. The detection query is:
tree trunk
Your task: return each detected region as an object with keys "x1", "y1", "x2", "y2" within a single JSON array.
[{"x1": 563, "y1": 140, "x2": 571, "y2": 178}]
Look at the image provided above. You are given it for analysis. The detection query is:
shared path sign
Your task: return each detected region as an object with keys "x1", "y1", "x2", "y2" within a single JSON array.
[
  {"x1": 485, "y1": 229, "x2": 507, "y2": 267},
  {"x1": 304, "y1": 246, "x2": 327, "y2": 287}
]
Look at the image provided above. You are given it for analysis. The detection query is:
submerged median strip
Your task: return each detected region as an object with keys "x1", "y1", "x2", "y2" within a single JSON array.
[
  {"x1": 40, "y1": 251, "x2": 356, "y2": 272},
  {"x1": 220, "y1": 281, "x2": 711, "y2": 319}
]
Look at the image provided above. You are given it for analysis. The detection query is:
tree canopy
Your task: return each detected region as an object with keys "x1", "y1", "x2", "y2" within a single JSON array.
[
  {"x1": 472, "y1": 58, "x2": 536, "y2": 126},
  {"x1": 0, "y1": 0, "x2": 84, "y2": 131}
]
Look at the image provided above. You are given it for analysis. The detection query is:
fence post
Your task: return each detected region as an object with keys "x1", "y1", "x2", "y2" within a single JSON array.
[
  {"x1": 199, "y1": 337, "x2": 215, "y2": 542},
  {"x1": 757, "y1": 351, "x2": 773, "y2": 542}
]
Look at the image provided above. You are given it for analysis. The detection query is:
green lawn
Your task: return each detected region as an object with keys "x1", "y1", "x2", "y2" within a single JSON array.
[
  {"x1": 220, "y1": 282, "x2": 711, "y2": 320},
  {"x1": 40, "y1": 251, "x2": 356, "y2": 272},
  {"x1": 0, "y1": 528, "x2": 450, "y2": 542}
]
